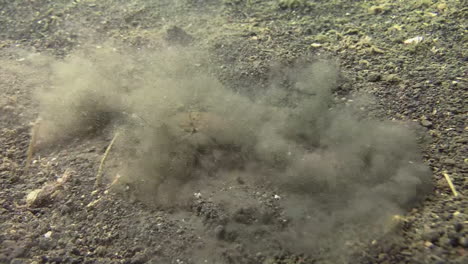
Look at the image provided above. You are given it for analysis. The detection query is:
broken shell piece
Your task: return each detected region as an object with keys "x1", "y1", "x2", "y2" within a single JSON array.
[
  {"x1": 404, "y1": 36, "x2": 423, "y2": 45},
  {"x1": 25, "y1": 185, "x2": 57, "y2": 208},
  {"x1": 44, "y1": 231, "x2": 52, "y2": 238},
  {"x1": 310, "y1": 43, "x2": 322, "y2": 48},
  {"x1": 24, "y1": 170, "x2": 72, "y2": 208},
  {"x1": 25, "y1": 189, "x2": 42, "y2": 205}
]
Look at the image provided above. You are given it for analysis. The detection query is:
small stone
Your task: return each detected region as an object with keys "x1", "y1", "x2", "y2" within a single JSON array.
[
  {"x1": 2, "y1": 105, "x2": 14, "y2": 112},
  {"x1": 446, "y1": 231, "x2": 460, "y2": 247},
  {"x1": 459, "y1": 237, "x2": 468, "y2": 248},
  {"x1": 94, "y1": 246, "x2": 106, "y2": 257},
  {"x1": 38, "y1": 238, "x2": 54, "y2": 250},
  {"x1": 378, "y1": 253, "x2": 388, "y2": 260},
  {"x1": 131, "y1": 246, "x2": 144, "y2": 254},
  {"x1": 165, "y1": 26, "x2": 193, "y2": 46},
  {"x1": 11, "y1": 259, "x2": 27, "y2": 264},
  {"x1": 2, "y1": 240, "x2": 16, "y2": 248},
  {"x1": 368, "y1": 73, "x2": 382, "y2": 82},
  {"x1": 87, "y1": 147, "x2": 96, "y2": 153},
  {"x1": 437, "y1": 3, "x2": 447, "y2": 10},
  {"x1": 60, "y1": 205, "x2": 71, "y2": 215},
  {"x1": 421, "y1": 120, "x2": 433, "y2": 128},
  {"x1": 449, "y1": 237, "x2": 459, "y2": 247},
  {"x1": 442, "y1": 212, "x2": 452, "y2": 221},
  {"x1": 400, "y1": 250, "x2": 412, "y2": 256},
  {"x1": 423, "y1": 230, "x2": 441, "y2": 243},
  {"x1": 383, "y1": 74, "x2": 401, "y2": 83},
  {"x1": 236, "y1": 177, "x2": 245, "y2": 185},
  {"x1": 70, "y1": 247, "x2": 81, "y2": 256},
  {"x1": 424, "y1": 241, "x2": 434, "y2": 248},
  {"x1": 454, "y1": 222, "x2": 463, "y2": 232},
  {"x1": 46, "y1": 256, "x2": 62, "y2": 263},
  {"x1": 443, "y1": 158, "x2": 456, "y2": 166},
  {"x1": 131, "y1": 252, "x2": 148, "y2": 264},
  {"x1": 214, "y1": 225, "x2": 225, "y2": 240},
  {"x1": 344, "y1": 28, "x2": 359, "y2": 35},
  {"x1": 368, "y1": 5, "x2": 386, "y2": 15},
  {"x1": 7, "y1": 244, "x2": 26, "y2": 259}
]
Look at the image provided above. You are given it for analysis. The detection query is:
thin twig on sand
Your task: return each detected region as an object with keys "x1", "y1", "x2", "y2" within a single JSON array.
[
  {"x1": 95, "y1": 132, "x2": 119, "y2": 187},
  {"x1": 443, "y1": 171, "x2": 458, "y2": 197},
  {"x1": 25, "y1": 118, "x2": 41, "y2": 172}
]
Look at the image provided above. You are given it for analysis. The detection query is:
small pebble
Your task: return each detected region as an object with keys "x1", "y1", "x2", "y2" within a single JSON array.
[
  {"x1": 368, "y1": 73, "x2": 382, "y2": 82},
  {"x1": 214, "y1": 225, "x2": 225, "y2": 240},
  {"x1": 94, "y1": 246, "x2": 106, "y2": 257},
  {"x1": 454, "y1": 222, "x2": 463, "y2": 232},
  {"x1": 421, "y1": 120, "x2": 433, "y2": 128},
  {"x1": 443, "y1": 158, "x2": 456, "y2": 166},
  {"x1": 424, "y1": 241, "x2": 434, "y2": 248},
  {"x1": 423, "y1": 230, "x2": 441, "y2": 243},
  {"x1": 10, "y1": 259, "x2": 27, "y2": 264},
  {"x1": 449, "y1": 237, "x2": 459, "y2": 247},
  {"x1": 459, "y1": 237, "x2": 468, "y2": 248},
  {"x1": 131, "y1": 252, "x2": 148, "y2": 264}
]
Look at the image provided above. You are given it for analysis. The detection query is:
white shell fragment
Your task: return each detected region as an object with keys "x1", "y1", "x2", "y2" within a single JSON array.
[
  {"x1": 404, "y1": 36, "x2": 423, "y2": 45},
  {"x1": 44, "y1": 231, "x2": 52, "y2": 238},
  {"x1": 310, "y1": 43, "x2": 323, "y2": 48}
]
